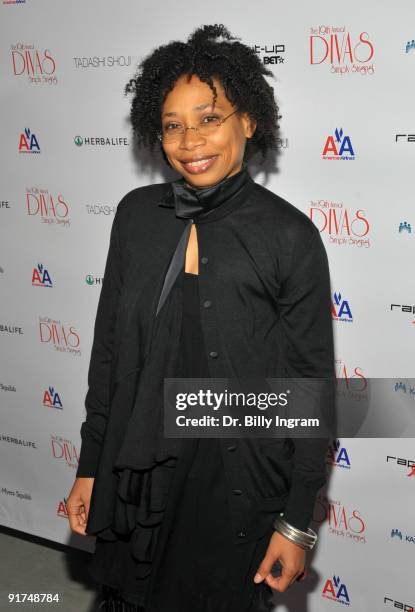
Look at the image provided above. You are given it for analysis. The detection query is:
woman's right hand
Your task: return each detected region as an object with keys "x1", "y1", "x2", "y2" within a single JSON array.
[{"x1": 66, "y1": 477, "x2": 95, "y2": 536}]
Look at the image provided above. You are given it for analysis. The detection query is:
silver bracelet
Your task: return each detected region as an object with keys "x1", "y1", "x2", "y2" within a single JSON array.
[{"x1": 273, "y1": 513, "x2": 317, "y2": 550}]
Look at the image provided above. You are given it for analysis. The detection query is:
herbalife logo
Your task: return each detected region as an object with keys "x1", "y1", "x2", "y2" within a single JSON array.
[
  {"x1": 85, "y1": 275, "x2": 94, "y2": 286},
  {"x1": 73, "y1": 135, "x2": 128, "y2": 147}
]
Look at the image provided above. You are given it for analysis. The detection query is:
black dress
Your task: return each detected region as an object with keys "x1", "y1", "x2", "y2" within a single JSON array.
[{"x1": 95, "y1": 269, "x2": 276, "y2": 612}]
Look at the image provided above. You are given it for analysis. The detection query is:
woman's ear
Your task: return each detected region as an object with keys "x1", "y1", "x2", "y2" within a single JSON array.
[{"x1": 241, "y1": 113, "x2": 257, "y2": 139}]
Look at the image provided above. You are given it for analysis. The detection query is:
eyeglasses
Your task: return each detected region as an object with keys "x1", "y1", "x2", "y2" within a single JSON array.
[{"x1": 158, "y1": 108, "x2": 239, "y2": 143}]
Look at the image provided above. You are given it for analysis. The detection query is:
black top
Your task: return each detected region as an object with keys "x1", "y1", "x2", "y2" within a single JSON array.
[
  {"x1": 179, "y1": 270, "x2": 210, "y2": 377},
  {"x1": 76, "y1": 167, "x2": 335, "y2": 547}
]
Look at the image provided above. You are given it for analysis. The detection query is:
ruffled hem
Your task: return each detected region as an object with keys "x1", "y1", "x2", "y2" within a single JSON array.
[
  {"x1": 100, "y1": 584, "x2": 145, "y2": 611},
  {"x1": 91, "y1": 460, "x2": 178, "y2": 580}
]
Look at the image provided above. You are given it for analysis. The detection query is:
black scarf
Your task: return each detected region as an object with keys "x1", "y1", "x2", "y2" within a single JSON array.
[
  {"x1": 156, "y1": 163, "x2": 251, "y2": 316},
  {"x1": 172, "y1": 161, "x2": 251, "y2": 220}
]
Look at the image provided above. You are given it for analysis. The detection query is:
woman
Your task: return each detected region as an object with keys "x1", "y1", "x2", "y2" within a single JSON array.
[{"x1": 66, "y1": 24, "x2": 335, "y2": 612}]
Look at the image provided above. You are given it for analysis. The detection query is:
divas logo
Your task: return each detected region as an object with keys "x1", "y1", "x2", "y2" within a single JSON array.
[
  {"x1": 314, "y1": 495, "x2": 367, "y2": 544},
  {"x1": 11, "y1": 43, "x2": 58, "y2": 85},
  {"x1": 310, "y1": 199, "x2": 370, "y2": 247},
  {"x1": 39, "y1": 316, "x2": 81, "y2": 356},
  {"x1": 309, "y1": 26, "x2": 374, "y2": 76},
  {"x1": 26, "y1": 187, "x2": 70, "y2": 227},
  {"x1": 51, "y1": 434, "x2": 79, "y2": 469}
]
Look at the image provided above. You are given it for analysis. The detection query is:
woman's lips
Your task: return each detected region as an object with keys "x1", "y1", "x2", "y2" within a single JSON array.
[{"x1": 181, "y1": 155, "x2": 218, "y2": 174}]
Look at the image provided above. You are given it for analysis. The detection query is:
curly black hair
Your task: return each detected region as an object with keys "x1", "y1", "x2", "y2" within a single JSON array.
[{"x1": 124, "y1": 24, "x2": 281, "y2": 165}]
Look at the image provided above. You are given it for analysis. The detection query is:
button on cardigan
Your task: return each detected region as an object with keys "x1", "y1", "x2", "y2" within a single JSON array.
[{"x1": 76, "y1": 169, "x2": 335, "y2": 539}]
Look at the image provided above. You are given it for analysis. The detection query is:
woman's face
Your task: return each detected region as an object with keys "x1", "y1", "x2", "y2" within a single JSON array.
[{"x1": 161, "y1": 74, "x2": 256, "y2": 188}]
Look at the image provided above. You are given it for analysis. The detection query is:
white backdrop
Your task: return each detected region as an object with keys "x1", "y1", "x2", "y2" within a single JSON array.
[{"x1": 1, "y1": 1, "x2": 414, "y2": 610}]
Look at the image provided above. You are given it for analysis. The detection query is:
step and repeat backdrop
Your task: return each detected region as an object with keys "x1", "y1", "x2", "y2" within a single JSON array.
[{"x1": 1, "y1": 1, "x2": 414, "y2": 610}]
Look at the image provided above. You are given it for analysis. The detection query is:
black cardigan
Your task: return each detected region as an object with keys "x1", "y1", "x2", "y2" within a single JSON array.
[{"x1": 76, "y1": 170, "x2": 335, "y2": 538}]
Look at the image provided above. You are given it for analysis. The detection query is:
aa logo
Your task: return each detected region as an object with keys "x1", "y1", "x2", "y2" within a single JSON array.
[
  {"x1": 332, "y1": 292, "x2": 353, "y2": 322},
  {"x1": 327, "y1": 439, "x2": 351, "y2": 469},
  {"x1": 19, "y1": 128, "x2": 40, "y2": 153},
  {"x1": 323, "y1": 128, "x2": 355, "y2": 160},
  {"x1": 43, "y1": 386, "x2": 63, "y2": 410},
  {"x1": 322, "y1": 575, "x2": 350, "y2": 605},
  {"x1": 32, "y1": 263, "x2": 53, "y2": 287}
]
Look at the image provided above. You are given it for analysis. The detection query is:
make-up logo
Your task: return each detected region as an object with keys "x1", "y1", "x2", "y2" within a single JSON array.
[{"x1": 251, "y1": 43, "x2": 286, "y2": 65}]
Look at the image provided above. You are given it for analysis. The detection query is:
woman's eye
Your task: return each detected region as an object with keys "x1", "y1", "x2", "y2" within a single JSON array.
[
  {"x1": 201, "y1": 114, "x2": 221, "y2": 124},
  {"x1": 164, "y1": 123, "x2": 181, "y2": 131}
]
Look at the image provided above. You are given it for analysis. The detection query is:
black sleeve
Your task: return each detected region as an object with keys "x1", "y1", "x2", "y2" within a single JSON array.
[
  {"x1": 277, "y1": 224, "x2": 335, "y2": 531},
  {"x1": 76, "y1": 198, "x2": 127, "y2": 478}
]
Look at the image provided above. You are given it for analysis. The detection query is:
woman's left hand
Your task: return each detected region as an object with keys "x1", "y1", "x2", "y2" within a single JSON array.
[{"x1": 253, "y1": 531, "x2": 306, "y2": 592}]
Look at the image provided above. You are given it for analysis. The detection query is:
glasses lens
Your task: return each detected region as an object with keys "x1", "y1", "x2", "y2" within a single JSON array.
[
  {"x1": 161, "y1": 116, "x2": 223, "y2": 142},
  {"x1": 162, "y1": 125, "x2": 183, "y2": 142},
  {"x1": 198, "y1": 117, "x2": 221, "y2": 136}
]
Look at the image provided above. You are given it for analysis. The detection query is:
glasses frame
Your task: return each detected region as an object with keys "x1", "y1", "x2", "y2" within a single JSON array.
[{"x1": 157, "y1": 108, "x2": 239, "y2": 143}]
